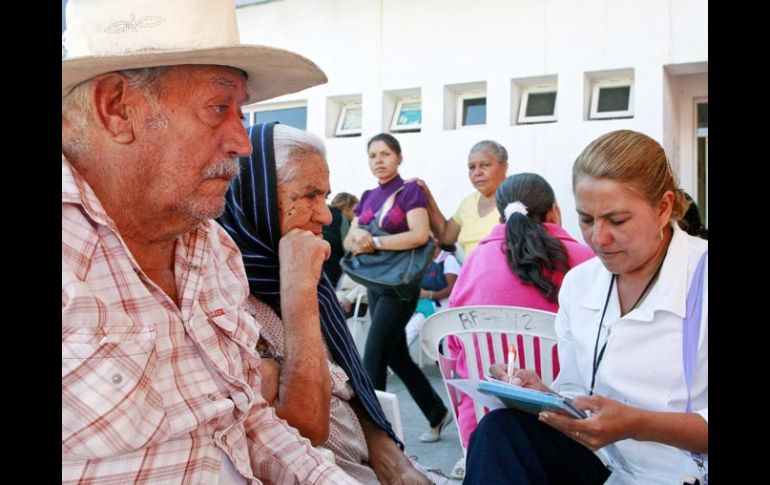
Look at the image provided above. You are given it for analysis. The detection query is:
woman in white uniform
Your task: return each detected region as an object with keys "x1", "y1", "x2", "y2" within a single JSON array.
[{"x1": 464, "y1": 129, "x2": 708, "y2": 485}]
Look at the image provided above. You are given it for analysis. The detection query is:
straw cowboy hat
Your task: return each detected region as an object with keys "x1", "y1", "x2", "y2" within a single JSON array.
[{"x1": 62, "y1": 0, "x2": 327, "y2": 103}]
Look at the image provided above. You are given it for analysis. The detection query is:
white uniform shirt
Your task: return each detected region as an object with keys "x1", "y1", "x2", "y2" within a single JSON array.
[{"x1": 553, "y1": 223, "x2": 707, "y2": 484}]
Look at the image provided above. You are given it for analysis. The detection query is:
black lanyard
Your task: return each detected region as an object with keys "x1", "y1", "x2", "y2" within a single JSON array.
[
  {"x1": 589, "y1": 261, "x2": 665, "y2": 396},
  {"x1": 590, "y1": 275, "x2": 616, "y2": 396}
]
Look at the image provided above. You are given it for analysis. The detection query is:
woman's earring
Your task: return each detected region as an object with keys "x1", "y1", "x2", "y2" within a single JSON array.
[{"x1": 659, "y1": 225, "x2": 664, "y2": 241}]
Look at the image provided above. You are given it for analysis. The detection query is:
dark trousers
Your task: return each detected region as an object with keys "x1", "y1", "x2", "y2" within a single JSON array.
[
  {"x1": 464, "y1": 409, "x2": 610, "y2": 485},
  {"x1": 363, "y1": 287, "x2": 448, "y2": 428}
]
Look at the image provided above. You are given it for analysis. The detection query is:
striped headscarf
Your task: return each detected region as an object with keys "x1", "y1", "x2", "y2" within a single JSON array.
[{"x1": 218, "y1": 122, "x2": 401, "y2": 447}]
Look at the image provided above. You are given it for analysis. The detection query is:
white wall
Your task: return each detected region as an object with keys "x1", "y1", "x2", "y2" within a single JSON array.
[{"x1": 237, "y1": 0, "x2": 708, "y2": 239}]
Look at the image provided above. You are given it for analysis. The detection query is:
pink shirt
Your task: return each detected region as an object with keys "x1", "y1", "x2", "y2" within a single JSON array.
[
  {"x1": 447, "y1": 222, "x2": 594, "y2": 446},
  {"x1": 62, "y1": 157, "x2": 354, "y2": 484}
]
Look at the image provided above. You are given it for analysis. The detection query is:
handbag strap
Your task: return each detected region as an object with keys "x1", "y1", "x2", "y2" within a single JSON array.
[
  {"x1": 372, "y1": 185, "x2": 406, "y2": 230},
  {"x1": 682, "y1": 249, "x2": 708, "y2": 479}
]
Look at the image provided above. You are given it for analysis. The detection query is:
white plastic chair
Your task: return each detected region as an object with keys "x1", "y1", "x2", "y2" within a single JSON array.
[
  {"x1": 419, "y1": 305, "x2": 559, "y2": 453},
  {"x1": 347, "y1": 292, "x2": 371, "y2": 357},
  {"x1": 375, "y1": 389, "x2": 404, "y2": 442}
]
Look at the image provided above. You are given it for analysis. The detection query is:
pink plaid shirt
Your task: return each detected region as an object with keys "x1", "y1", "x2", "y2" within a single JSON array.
[{"x1": 62, "y1": 157, "x2": 357, "y2": 484}]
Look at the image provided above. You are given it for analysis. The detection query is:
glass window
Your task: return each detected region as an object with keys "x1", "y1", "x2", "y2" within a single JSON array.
[
  {"x1": 525, "y1": 91, "x2": 557, "y2": 117},
  {"x1": 517, "y1": 82, "x2": 558, "y2": 124},
  {"x1": 589, "y1": 77, "x2": 634, "y2": 120},
  {"x1": 597, "y1": 86, "x2": 631, "y2": 113},
  {"x1": 391, "y1": 99, "x2": 422, "y2": 132},
  {"x1": 236, "y1": 0, "x2": 272, "y2": 6},
  {"x1": 697, "y1": 102, "x2": 708, "y2": 129},
  {"x1": 696, "y1": 101, "x2": 708, "y2": 226},
  {"x1": 462, "y1": 97, "x2": 486, "y2": 126},
  {"x1": 254, "y1": 106, "x2": 307, "y2": 130},
  {"x1": 335, "y1": 102, "x2": 363, "y2": 136}
]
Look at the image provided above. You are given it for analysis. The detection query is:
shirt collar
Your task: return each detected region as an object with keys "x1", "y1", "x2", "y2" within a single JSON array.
[
  {"x1": 578, "y1": 223, "x2": 688, "y2": 320},
  {"x1": 377, "y1": 173, "x2": 404, "y2": 191},
  {"x1": 632, "y1": 223, "x2": 688, "y2": 320},
  {"x1": 62, "y1": 155, "x2": 115, "y2": 230}
]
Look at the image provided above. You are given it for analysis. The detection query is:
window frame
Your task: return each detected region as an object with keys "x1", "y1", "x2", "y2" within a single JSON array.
[
  {"x1": 242, "y1": 100, "x2": 308, "y2": 128},
  {"x1": 589, "y1": 77, "x2": 634, "y2": 119},
  {"x1": 518, "y1": 83, "x2": 558, "y2": 124},
  {"x1": 390, "y1": 97, "x2": 422, "y2": 132},
  {"x1": 335, "y1": 102, "x2": 363, "y2": 136},
  {"x1": 455, "y1": 90, "x2": 487, "y2": 128}
]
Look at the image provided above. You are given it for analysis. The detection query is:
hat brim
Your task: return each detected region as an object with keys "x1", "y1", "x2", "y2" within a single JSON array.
[{"x1": 62, "y1": 45, "x2": 327, "y2": 104}]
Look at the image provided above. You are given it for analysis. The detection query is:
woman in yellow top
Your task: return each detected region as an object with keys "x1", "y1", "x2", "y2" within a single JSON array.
[{"x1": 417, "y1": 140, "x2": 509, "y2": 260}]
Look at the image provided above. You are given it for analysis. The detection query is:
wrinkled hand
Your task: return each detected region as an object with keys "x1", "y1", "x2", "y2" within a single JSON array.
[
  {"x1": 538, "y1": 394, "x2": 635, "y2": 451},
  {"x1": 488, "y1": 363, "x2": 550, "y2": 392},
  {"x1": 349, "y1": 227, "x2": 375, "y2": 255},
  {"x1": 279, "y1": 228, "x2": 331, "y2": 286},
  {"x1": 366, "y1": 425, "x2": 431, "y2": 485},
  {"x1": 386, "y1": 464, "x2": 432, "y2": 485},
  {"x1": 258, "y1": 358, "x2": 281, "y2": 404},
  {"x1": 373, "y1": 453, "x2": 431, "y2": 485}
]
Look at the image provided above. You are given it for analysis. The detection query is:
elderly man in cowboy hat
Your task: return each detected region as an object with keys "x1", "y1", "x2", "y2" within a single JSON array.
[{"x1": 62, "y1": 0, "x2": 368, "y2": 483}]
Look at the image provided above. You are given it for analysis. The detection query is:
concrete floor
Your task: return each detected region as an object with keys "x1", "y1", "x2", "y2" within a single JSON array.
[{"x1": 386, "y1": 362, "x2": 464, "y2": 481}]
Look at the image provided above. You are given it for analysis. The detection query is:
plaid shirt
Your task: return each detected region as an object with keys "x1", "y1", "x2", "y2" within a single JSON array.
[{"x1": 62, "y1": 157, "x2": 357, "y2": 484}]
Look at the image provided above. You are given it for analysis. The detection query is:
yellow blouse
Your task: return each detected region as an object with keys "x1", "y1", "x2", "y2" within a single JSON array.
[{"x1": 452, "y1": 191, "x2": 500, "y2": 258}]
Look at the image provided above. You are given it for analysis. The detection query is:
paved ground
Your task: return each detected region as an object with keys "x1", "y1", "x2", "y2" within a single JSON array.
[{"x1": 386, "y1": 362, "x2": 464, "y2": 481}]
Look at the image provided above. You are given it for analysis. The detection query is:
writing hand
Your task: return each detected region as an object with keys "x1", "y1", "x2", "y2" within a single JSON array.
[{"x1": 489, "y1": 363, "x2": 550, "y2": 392}]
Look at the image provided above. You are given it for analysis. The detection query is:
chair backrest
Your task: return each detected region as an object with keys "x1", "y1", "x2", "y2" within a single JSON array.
[
  {"x1": 419, "y1": 305, "x2": 558, "y2": 447},
  {"x1": 375, "y1": 389, "x2": 404, "y2": 442},
  {"x1": 347, "y1": 292, "x2": 371, "y2": 357}
]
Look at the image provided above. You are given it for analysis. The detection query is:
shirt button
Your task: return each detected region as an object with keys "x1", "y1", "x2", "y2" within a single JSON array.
[
  {"x1": 111, "y1": 373, "x2": 123, "y2": 385},
  {"x1": 188, "y1": 263, "x2": 200, "y2": 271},
  {"x1": 206, "y1": 393, "x2": 217, "y2": 401}
]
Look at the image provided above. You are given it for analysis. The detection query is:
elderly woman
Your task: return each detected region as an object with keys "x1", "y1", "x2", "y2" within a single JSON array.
[
  {"x1": 218, "y1": 123, "x2": 434, "y2": 484},
  {"x1": 417, "y1": 140, "x2": 509, "y2": 260},
  {"x1": 464, "y1": 130, "x2": 708, "y2": 485}
]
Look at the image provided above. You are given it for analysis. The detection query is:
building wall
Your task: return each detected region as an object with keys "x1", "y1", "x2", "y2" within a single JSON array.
[{"x1": 236, "y1": 0, "x2": 708, "y2": 239}]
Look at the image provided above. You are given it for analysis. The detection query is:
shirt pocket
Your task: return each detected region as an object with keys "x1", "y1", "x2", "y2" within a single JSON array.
[{"x1": 62, "y1": 325, "x2": 171, "y2": 459}]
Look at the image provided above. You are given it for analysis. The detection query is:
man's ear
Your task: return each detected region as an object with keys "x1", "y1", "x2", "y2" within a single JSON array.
[{"x1": 92, "y1": 73, "x2": 135, "y2": 144}]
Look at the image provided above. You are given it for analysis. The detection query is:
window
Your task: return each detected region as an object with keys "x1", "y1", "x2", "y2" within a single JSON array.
[
  {"x1": 236, "y1": 0, "x2": 273, "y2": 6},
  {"x1": 696, "y1": 100, "x2": 708, "y2": 226},
  {"x1": 335, "y1": 102, "x2": 362, "y2": 136},
  {"x1": 589, "y1": 77, "x2": 634, "y2": 119},
  {"x1": 518, "y1": 83, "x2": 557, "y2": 124},
  {"x1": 390, "y1": 97, "x2": 422, "y2": 132},
  {"x1": 456, "y1": 91, "x2": 486, "y2": 128},
  {"x1": 253, "y1": 106, "x2": 307, "y2": 129},
  {"x1": 242, "y1": 101, "x2": 307, "y2": 129}
]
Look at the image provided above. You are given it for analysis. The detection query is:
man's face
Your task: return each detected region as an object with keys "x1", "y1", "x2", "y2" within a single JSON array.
[
  {"x1": 277, "y1": 152, "x2": 333, "y2": 237},
  {"x1": 126, "y1": 65, "x2": 251, "y2": 231}
]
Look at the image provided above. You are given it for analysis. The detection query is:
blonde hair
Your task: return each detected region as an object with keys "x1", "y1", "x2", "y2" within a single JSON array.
[{"x1": 572, "y1": 130, "x2": 688, "y2": 220}]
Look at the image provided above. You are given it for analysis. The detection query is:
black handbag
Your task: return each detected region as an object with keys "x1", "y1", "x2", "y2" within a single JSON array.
[{"x1": 341, "y1": 189, "x2": 434, "y2": 300}]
